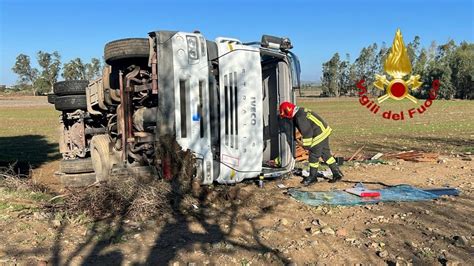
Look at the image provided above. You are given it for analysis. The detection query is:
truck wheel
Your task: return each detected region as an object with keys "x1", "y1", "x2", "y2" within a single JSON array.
[
  {"x1": 54, "y1": 95, "x2": 87, "y2": 111},
  {"x1": 60, "y1": 158, "x2": 94, "y2": 174},
  {"x1": 53, "y1": 80, "x2": 89, "y2": 96},
  {"x1": 104, "y1": 38, "x2": 149, "y2": 64},
  {"x1": 47, "y1": 93, "x2": 56, "y2": 104},
  {"x1": 90, "y1": 135, "x2": 111, "y2": 182},
  {"x1": 60, "y1": 172, "x2": 97, "y2": 187}
]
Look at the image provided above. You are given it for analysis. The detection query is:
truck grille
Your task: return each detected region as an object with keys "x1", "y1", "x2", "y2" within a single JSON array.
[{"x1": 224, "y1": 72, "x2": 238, "y2": 149}]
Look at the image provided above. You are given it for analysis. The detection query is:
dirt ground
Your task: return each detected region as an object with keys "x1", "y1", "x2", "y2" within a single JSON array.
[
  {"x1": 0, "y1": 95, "x2": 51, "y2": 107},
  {"x1": 0, "y1": 96, "x2": 473, "y2": 265},
  {"x1": 1, "y1": 156, "x2": 473, "y2": 265}
]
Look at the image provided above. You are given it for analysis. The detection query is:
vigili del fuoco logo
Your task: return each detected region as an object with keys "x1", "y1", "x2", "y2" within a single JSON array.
[{"x1": 356, "y1": 29, "x2": 440, "y2": 120}]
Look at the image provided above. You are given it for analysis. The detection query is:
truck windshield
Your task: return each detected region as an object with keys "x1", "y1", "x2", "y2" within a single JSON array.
[{"x1": 288, "y1": 52, "x2": 301, "y2": 90}]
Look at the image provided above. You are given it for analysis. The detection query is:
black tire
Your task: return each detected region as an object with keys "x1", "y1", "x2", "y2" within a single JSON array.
[
  {"x1": 60, "y1": 158, "x2": 94, "y2": 174},
  {"x1": 47, "y1": 93, "x2": 56, "y2": 104},
  {"x1": 90, "y1": 135, "x2": 111, "y2": 182},
  {"x1": 60, "y1": 172, "x2": 97, "y2": 187},
  {"x1": 104, "y1": 38, "x2": 149, "y2": 64},
  {"x1": 54, "y1": 95, "x2": 87, "y2": 111},
  {"x1": 53, "y1": 80, "x2": 89, "y2": 96}
]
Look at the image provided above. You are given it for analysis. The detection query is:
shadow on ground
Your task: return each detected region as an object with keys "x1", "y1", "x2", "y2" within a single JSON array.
[
  {"x1": 0, "y1": 135, "x2": 60, "y2": 175},
  {"x1": 47, "y1": 181, "x2": 290, "y2": 265}
]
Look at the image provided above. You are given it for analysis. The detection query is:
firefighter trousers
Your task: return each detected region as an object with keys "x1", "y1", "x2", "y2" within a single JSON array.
[{"x1": 308, "y1": 138, "x2": 336, "y2": 169}]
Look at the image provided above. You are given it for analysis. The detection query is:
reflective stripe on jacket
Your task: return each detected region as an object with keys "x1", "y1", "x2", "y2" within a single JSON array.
[{"x1": 294, "y1": 108, "x2": 332, "y2": 148}]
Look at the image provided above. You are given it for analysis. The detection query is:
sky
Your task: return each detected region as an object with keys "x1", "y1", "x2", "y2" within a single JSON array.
[{"x1": 0, "y1": 0, "x2": 473, "y2": 86}]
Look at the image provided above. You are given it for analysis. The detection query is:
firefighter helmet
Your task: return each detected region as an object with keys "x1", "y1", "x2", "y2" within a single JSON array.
[{"x1": 279, "y1": 102, "x2": 296, "y2": 118}]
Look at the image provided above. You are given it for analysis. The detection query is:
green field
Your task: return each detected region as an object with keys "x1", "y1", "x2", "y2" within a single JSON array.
[
  {"x1": 299, "y1": 98, "x2": 474, "y2": 155},
  {"x1": 0, "y1": 97, "x2": 473, "y2": 170},
  {"x1": 0, "y1": 104, "x2": 61, "y2": 170}
]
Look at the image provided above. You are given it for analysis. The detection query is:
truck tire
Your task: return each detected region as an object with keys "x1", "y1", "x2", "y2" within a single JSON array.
[
  {"x1": 54, "y1": 95, "x2": 87, "y2": 111},
  {"x1": 47, "y1": 93, "x2": 56, "y2": 104},
  {"x1": 90, "y1": 135, "x2": 111, "y2": 182},
  {"x1": 104, "y1": 38, "x2": 149, "y2": 64},
  {"x1": 53, "y1": 80, "x2": 89, "y2": 96},
  {"x1": 60, "y1": 172, "x2": 97, "y2": 187},
  {"x1": 60, "y1": 158, "x2": 94, "y2": 174}
]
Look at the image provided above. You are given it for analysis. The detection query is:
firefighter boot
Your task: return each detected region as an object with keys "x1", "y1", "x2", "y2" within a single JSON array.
[
  {"x1": 328, "y1": 163, "x2": 344, "y2": 183},
  {"x1": 301, "y1": 167, "x2": 319, "y2": 186}
]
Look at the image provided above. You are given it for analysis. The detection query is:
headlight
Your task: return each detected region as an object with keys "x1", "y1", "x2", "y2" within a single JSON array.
[{"x1": 186, "y1": 35, "x2": 199, "y2": 60}]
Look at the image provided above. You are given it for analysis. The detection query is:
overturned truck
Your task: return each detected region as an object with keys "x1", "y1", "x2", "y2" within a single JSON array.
[{"x1": 49, "y1": 30, "x2": 301, "y2": 186}]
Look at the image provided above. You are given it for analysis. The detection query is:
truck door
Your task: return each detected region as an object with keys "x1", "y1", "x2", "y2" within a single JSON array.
[{"x1": 215, "y1": 38, "x2": 263, "y2": 183}]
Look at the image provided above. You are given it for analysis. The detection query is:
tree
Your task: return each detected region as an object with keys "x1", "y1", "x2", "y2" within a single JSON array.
[
  {"x1": 85, "y1": 58, "x2": 102, "y2": 81},
  {"x1": 322, "y1": 36, "x2": 473, "y2": 100},
  {"x1": 412, "y1": 48, "x2": 429, "y2": 98},
  {"x1": 450, "y1": 42, "x2": 474, "y2": 99},
  {"x1": 354, "y1": 43, "x2": 378, "y2": 95},
  {"x1": 63, "y1": 58, "x2": 102, "y2": 81},
  {"x1": 338, "y1": 53, "x2": 359, "y2": 96},
  {"x1": 321, "y1": 53, "x2": 342, "y2": 96},
  {"x1": 407, "y1": 36, "x2": 421, "y2": 66},
  {"x1": 37, "y1": 51, "x2": 61, "y2": 93},
  {"x1": 12, "y1": 54, "x2": 39, "y2": 95},
  {"x1": 63, "y1": 58, "x2": 86, "y2": 80},
  {"x1": 375, "y1": 42, "x2": 389, "y2": 73},
  {"x1": 421, "y1": 41, "x2": 456, "y2": 99}
]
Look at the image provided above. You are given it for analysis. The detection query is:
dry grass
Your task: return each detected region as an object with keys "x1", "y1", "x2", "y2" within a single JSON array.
[
  {"x1": 53, "y1": 178, "x2": 179, "y2": 221},
  {"x1": 1, "y1": 159, "x2": 198, "y2": 222},
  {"x1": 0, "y1": 163, "x2": 50, "y2": 193},
  {"x1": 49, "y1": 139, "x2": 199, "y2": 221}
]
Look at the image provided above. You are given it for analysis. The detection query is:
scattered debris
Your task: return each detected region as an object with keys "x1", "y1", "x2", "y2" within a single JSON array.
[
  {"x1": 345, "y1": 183, "x2": 381, "y2": 197},
  {"x1": 295, "y1": 131, "x2": 309, "y2": 162},
  {"x1": 348, "y1": 145, "x2": 365, "y2": 161},
  {"x1": 385, "y1": 150, "x2": 439, "y2": 162},
  {"x1": 371, "y1": 153, "x2": 384, "y2": 160},
  {"x1": 289, "y1": 185, "x2": 459, "y2": 206}
]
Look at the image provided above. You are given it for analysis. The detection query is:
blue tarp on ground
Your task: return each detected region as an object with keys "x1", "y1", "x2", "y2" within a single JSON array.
[{"x1": 288, "y1": 185, "x2": 459, "y2": 206}]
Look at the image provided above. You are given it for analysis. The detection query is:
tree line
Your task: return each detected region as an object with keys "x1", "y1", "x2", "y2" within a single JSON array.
[
  {"x1": 321, "y1": 38, "x2": 473, "y2": 99},
  {"x1": 10, "y1": 51, "x2": 102, "y2": 95}
]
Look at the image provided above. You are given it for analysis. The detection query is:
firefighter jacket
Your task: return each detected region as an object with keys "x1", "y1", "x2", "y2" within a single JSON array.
[{"x1": 294, "y1": 108, "x2": 332, "y2": 149}]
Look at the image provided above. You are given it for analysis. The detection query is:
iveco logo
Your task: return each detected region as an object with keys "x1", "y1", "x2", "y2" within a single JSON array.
[{"x1": 250, "y1": 97, "x2": 257, "y2": 125}]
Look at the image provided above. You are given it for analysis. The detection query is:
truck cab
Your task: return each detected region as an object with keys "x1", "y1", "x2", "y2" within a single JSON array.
[{"x1": 50, "y1": 30, "x2": 301, "y2": 186}]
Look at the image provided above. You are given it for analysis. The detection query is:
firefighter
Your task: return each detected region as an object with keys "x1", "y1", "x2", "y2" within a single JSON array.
[{"x1": 279, "y1": 101, "x2": 343, "y2": 185}]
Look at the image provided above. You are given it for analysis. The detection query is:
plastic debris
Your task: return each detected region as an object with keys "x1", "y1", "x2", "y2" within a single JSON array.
[
  {"x1": 371, "y1": 153, "x2": 384, "y2": 160},
  {"x1": 345, "y1": 183, "x2": 381, "y2": 197},
  {"x1": 288, "y1": 185, "x2": 459, "y2": 206}
]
